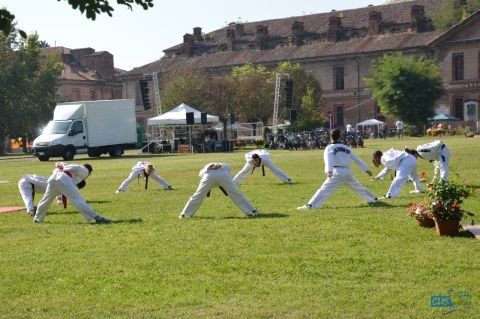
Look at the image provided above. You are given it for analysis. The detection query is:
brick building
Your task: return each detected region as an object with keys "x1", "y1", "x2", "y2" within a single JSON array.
[
  {"x1": 119, "y1": 0, "x2": 480, "y2": 132},
  {"x1": 40, "y1": 47, "x2": 124, "y2": 102}
]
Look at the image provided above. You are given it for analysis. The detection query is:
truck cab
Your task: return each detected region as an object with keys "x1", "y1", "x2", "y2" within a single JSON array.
[{"x1": 32, "y1": 119, "x2": 87, "y2": 161}]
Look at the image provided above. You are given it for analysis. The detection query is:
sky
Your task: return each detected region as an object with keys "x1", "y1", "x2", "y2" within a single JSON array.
[{"x1": 2, "y1": 0, "x2": 387, "y2": 71}]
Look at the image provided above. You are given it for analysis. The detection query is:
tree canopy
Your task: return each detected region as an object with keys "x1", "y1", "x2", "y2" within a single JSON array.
[
  {"x1": 432, "y1": 0, "x2": 480, "y2": 30},
  {"x1": 0, "y1": 31, "x2": 62, "y2": 153},
  {"x1": 365, "y1": 53, "x2": 444, "y2": 130},
  {"x1": 1, "y1": 0, "x2": 154, "y2": 37},
  {"x1": 159, "y1": 62, "x2": 323, "y2": 131}
]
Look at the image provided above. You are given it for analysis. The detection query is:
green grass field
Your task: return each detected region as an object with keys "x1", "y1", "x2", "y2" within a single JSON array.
[{"x1": 0, "y1": 136, "x2": 479, "y2": 319}]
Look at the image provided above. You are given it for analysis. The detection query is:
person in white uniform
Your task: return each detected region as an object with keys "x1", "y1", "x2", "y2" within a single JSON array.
[
  {"x1": 395, "y1": 120, "x2": 404, "y2": 139},
  {"x1": 415, "y1": 140, "x2": 450, "y2": 181},
  {"x1": 116, "y1": 161, "x2": 174, "y2": 193},
  {"x1": 297, "y1": 129, "x2": 377, "y2": 210},
  {"x1": 33, "y1": 162, "x2": 111, "y2": 224},
  {"x1": 179, "y1": 162, "x2": 260, "y2": 218},
  {"x1": 372, "y1": 148, "x2": 424, "y2": 198},
  {"x1": 18, "y1": 174, "x2": 85, "y2": 216},
  {"x1": 232, "y1": 149, "x2": 294, "y2": 184}
]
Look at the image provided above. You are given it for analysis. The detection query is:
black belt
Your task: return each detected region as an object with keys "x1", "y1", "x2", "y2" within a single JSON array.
[
  {"x1": 251, "y1": 164, "x2": 265, "y2": 176},
  {"x1": 333, "y1": 166, "x2": 346, "y2": 168}
]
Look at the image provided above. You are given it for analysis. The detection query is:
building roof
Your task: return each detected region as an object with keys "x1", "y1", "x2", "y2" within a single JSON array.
[{"x1": 124, "y1": 0, "x2": 444, "y2": 75}]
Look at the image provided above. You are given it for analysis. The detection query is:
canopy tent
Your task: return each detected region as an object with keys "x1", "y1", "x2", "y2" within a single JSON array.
[
  {"x1": 356, "y1": 119, "x2": 385, "y2": 137},
  {"x1": 147, "y1": 103, "x2": 219, "y2": 126},
  {"x1": 212, "y1": 122, "x2": 251, "y2": 131},
  {"x1": 427, "y1": 113, "x2": 461, "y2": 121}
]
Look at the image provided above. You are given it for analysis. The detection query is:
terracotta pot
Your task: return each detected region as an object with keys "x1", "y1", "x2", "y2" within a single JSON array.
[
  {"x1": 434, "y1": 219, "x2": 460, "y2": 236},
  {"x1": 416, "y1": 218, "x2": 435, "y2": 228}
]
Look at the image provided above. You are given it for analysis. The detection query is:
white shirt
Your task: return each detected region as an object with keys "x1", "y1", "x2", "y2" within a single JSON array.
[{"x1": 324, "y1": 143, "x2": 369, "y2": 173}]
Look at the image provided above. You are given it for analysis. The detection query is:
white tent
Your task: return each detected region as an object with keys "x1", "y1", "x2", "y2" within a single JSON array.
[
  {"x1": 212, "y1": 122, "x2": 251, "y2": 131},
  {"x1": 356, "y1": 119, "x2": 385, "y2": 137},
  {"x1": 147, "y1": 103, "x2": 219, "y2": 126}
]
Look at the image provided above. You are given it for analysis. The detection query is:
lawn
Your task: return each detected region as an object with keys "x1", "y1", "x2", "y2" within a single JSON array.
[{"x1": 0, "y1": 136, "x2": 478, "y2": 319}]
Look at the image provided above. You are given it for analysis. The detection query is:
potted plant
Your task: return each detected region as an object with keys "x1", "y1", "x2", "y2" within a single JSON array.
[
  {"x1": 235, "y1": 138, "x2": 246, "y2": 150},
  {"x1": 407, "y1": 201, "x2": 435, "y2": 228},
  {"x1": 255, "y1": 138, "x2": 264, "y2": 148},
  {"x1": 427, "y1": 179, "x2": 474, "y2": 236}
]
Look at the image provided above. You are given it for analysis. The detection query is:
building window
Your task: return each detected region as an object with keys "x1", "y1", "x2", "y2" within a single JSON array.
[
  {"x1": 452, "y1": 53, "x2": 464, "y2": 81},
  {"x1": 465, "y1": 101, "x2": 478, "y2": 121},
  {"x1": 72, "y1": 89, "x2": 80, "y2": 101},
  {"x1": 334, "y1": 66, "x2": 344, "y2": 90},
  {"x1": 90, "y1": 89, "x2": 97, "y2": 100},
  {"x1": 454, "y1": 97, "x2": 464, "y2": 119},
  {"x1": 335, "y1": 105, "x2": 344, "y2": 126}
]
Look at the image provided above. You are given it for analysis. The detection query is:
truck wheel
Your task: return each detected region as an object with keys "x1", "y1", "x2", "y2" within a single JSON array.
[
  {"x1": 63, "y1": 148, "x2": 75, "y2": 161},
  {"x1": 109, "y1": 146, "x2": 123, "y2": 157},
  {"x1": 38, "y1": 156, "x2": 50, "y2": 161}
]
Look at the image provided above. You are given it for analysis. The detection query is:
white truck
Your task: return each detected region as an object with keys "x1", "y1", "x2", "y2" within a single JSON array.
[{"x1": 32, "y1": 99, "x2": 137, "y2": 161}]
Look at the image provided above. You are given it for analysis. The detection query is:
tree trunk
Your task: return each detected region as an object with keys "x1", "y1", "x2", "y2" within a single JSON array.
[
  {"x1": 22, "y1": 134, "x2": 28, "y2": 153},
  {"x1": 0, "y1": 130, "x2": 5, "y2": 155}
]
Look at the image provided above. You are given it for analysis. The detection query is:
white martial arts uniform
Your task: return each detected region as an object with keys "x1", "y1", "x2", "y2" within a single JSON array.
[
  {"x1": 18, "y1": 175, "x2": 48, "y2": 213},
  {"x1": 416, "y1": 140, "x2": 450, "y2": 181},
  {"x1": 34, "y1": 164, "x2": 102, "y2": 223},
  {"x1": 117, "y1": 161, "x2": 171, "y2": 192},
  {"x1": 180, "y1": 163, "x2": 258, "y2": 218},
  {"x1": 232, "y1": 150, "x2": 292, "y2": 184},
  {"x1": 375, "y1": 148, "x2": 424, "y2": 198},
  {"x1": 301, "y1": 143, "x2": 377, "y2": 209}
]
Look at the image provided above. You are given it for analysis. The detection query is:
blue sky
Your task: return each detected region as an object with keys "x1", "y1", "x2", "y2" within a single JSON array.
[{"x1": 2, "y1": 0, "x2": 386, "y2": 70}]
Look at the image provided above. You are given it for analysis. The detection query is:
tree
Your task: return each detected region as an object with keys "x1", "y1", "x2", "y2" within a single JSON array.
[
  {"x1": 365, "y1": 53, "x2": 444, "y2": 131},
  {"x1": 274, "y1": 61, "x2": 323, "y2": 130},
  {"x1": 160, "y1": 68, "x2": 210, "y2": 111},
  {"x1": 1, "y1": 0, "x2": 154, "y2": 37},
  {"x1": 231, "y1": 63, "x2": 273, "y2": 123},
  {"x1": 432, "y1": 0, "x2": 480, "y2": 30},
  {"x1": 0, "y1": 31, "x2": 62, "y2": 154}
]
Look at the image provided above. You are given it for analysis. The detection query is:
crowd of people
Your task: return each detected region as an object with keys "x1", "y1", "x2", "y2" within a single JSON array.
[{"x1": 18, "y1": 129, "x2": 450, "y2": 222}]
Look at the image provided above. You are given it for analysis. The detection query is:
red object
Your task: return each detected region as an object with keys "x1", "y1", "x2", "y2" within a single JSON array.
[
  {"x1": 0, "y1": 207, "x2": 25, "y2": 214},
  {"x1": 59, "y1": 170, "x2": 73, "y2": 208}
]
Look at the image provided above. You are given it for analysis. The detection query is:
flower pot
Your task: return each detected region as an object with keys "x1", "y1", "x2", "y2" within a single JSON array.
[
  {"x1": 416, "y1": 218, "x2": 435, "y2": 228},
  {"x1": 434, "y1": 219, "x2": 460, "y2": 236}
]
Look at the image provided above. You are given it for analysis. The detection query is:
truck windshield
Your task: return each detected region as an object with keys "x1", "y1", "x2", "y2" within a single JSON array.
[{"x1": 42, "y1": 121, "x2": 72, "y2": 134}]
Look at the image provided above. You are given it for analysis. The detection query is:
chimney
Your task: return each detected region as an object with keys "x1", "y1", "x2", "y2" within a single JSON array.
[
  {"x1": 226, "y1": 29, "x2": 236, "y2": 51},
  {"x1": 235, "y1": 23, "x2": 244, "y2": 36},
  {"x1": 368, "y1": 11, "x2": 382, "y2": 35},
  {"x1": 327, "y1": 16, "x2": 342, "y2": 42},
  {"x1": 292, "y1": 21, "x2": 305, "y2": 46},
  {"x1": 410, "y1": 5, "x2": 425, "y2": 32},
  {"x1": 182, "y1": 34, "x2": 195, "y2": 57},
  {"x1": 193, "y1": 27, "x2": 202, "y2": 41},
  {"x1": 255, "y1": 25, "x2": 268, "y2": 50}
]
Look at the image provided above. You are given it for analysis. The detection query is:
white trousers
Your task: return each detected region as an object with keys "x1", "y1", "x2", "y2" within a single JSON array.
[
  {"x1": 233, "y1": 159, "x2": 290, "y2": 184},
  {"x1": 433, "y1": 146, "x2": 450, "y2": 181},
  {"x1": 307, "y1": 168, "x2": 377, "y2": 208},
  {"x1": 18, "y1": 176, "x2": 47, "y2": 212},
  {"x1": 387, "y1": 156, "x2": 424, "y2": 198},
  {"x1": 181, "y1": 169, "x2": 255, "y2": 217},
  {"x1": 34, "y1": 172, "x2": 100, "y2": 222},
  {"x1": 118, "y1": 170, "x2": 170, "y2": 191}
]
